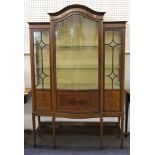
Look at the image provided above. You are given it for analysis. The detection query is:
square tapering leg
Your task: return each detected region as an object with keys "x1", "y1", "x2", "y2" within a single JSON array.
[
  {"x1": 121, "y1": 116, "x2": 124, "y2": 148},
  {"x1": 52, "y1": 117, "x2": 56, "y2": 149},
  {"x1": 38, "y1": 116, "x2": 41, "y2": 136},
  {"x1": 32, "y1": 113, "x2": 36, "y2": 147},
  {"x1": 100, "y1": 117, "x2": 103, "y2": 148}
]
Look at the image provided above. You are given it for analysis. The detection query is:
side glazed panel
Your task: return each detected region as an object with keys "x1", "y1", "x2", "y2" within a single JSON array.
[
  {"x1": 33, "y1": 30, "x2": 50, "y2": 89},
  {"x1": 56, "y1": 91, "x2": 98, "y2": 113},
  {"x1": 32, "y1": 29, "x2": 52, "y2": 112},
  {"x1": 104, "y1": 30, "x2": 122, "y2": 112},
  {"x1": 35, "y1": 90, "x2": 52, "y2": 111}
]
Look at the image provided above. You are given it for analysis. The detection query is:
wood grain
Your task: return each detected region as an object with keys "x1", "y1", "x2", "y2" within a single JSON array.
[
  {"x1": 56, "y1": 90, "x2": 99, "y2": 113},
  {"x1": 36, "y1": 90, "x2": 52, "y2": 111}
]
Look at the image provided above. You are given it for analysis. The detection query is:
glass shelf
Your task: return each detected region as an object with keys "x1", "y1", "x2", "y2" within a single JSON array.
[
  {"x1": 57, "y1": 83, "x2": 120, "y2": 90},
  {"x1": 105, "y1": 67, "x2": 121, "y2": 69},
  {"x1": 57, "y1": 46, "x2": 98, "y2": 48},
  {"x1": 57, "y1": 67, "x2": 98, "y2": 69},
  {"x1": 35, "y1": 67, "x2": 121, "y2": 69},
  {"x1": 34, "y1": 66, "x2": 120, "y2": 69},
  {"x1": 36, "y1": 67, "x2": 50, "y2": 69},
  {"x1": 36, "y1": 83, "x2": 120, "y2": 90}
]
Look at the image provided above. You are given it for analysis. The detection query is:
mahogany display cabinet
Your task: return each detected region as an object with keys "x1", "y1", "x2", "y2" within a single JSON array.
[{"x1": 29, "y1": 4, "x2": 126, "y2": 148}]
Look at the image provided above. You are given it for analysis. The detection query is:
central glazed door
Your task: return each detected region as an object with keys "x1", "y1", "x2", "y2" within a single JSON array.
[{"x1": 54, "y1": 14, "x2": 100, "y2": 114}]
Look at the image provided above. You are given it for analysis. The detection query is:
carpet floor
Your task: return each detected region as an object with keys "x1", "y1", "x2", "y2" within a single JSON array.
[
  {"x1": 25, "y1": 147, "x2": 129, "y2": 155},
  {"x1": 24, "y1": 130, "x2": 130, "y2": 155}
]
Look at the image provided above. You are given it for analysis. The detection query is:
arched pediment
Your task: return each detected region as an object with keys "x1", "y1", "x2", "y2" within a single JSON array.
[{"x1": 48, "y1": 4, "x2": 105, "y2": 21}]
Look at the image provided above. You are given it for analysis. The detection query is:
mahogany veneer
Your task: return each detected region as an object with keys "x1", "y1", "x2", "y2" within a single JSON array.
[{"x1": 29, "y1": 4, "x2": 126, "y2": 148}]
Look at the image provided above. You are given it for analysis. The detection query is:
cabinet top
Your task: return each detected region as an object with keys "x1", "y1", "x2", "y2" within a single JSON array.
[{"x1": 48, "y1": 4, "x2": 105, "y2": 21}]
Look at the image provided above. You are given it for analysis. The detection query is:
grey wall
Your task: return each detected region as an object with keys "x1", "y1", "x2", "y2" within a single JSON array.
[
  {"x1": 24, "y1": 55, "x2": 31, "y2": 88},
  {"x1": 125, "y1": 54, "x2": 130, "y2": 89}
]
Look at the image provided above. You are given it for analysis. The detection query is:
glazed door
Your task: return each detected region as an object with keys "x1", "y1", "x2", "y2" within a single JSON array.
[
  {"x1": 55, "y1": 15, "x2": 99, "y2": 113},
  {"x1": 104, "y1": 30, "x2": 122, "y2": 112},
  {"x1": 33, "y1": 30, "x2": 52, "y2": 111}
]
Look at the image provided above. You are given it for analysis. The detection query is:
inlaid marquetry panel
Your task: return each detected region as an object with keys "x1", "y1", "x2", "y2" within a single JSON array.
[
  {"x1": 35, "y1": 90, "x2": 52, "y2": 111},
  {"x1": 103, "y1": 90, "x2": 120, "y2": 112},
  {"x1": 56, "y1": 90, "x2": 98, "y2": 113}
]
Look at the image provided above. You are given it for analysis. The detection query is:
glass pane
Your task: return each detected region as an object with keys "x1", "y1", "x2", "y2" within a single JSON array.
[
  {"x1": 105, "y1": 76, "x2": 112, "y2": 89},
  {"x1": 105, "y1": 46, "x2": 112, "y2": 75},
  {"x1": 55, "y1": 15, "x2": 98, "y2": 90},
  {"x1": 42, "y1": 45, "x2": 50, "y2": 69},
  {"x1": 34, "y1": 32, "x2": 41, "y2": 44},
  {"x1": 105, "y1": 31, "x2": 113, "y2": 44},
  {"x1": 114, "y1": 31, "x2": 121, "y2": 44},
  {"x1": 113, "y1": 68, "x2": 119, "y2": 75},
  {"x1": 57, "y1": 69, "x2": 98, "y2": 90},
  {"x1": 113, "y1": 76, "x2": 120, "y2": 89},
  {"x1": 33, "y1": 31, "x2": 50, "y2": 89},
  {"x1": 114, "y1": 45, "x2": 121, "y2": 68},
  {"x1": 105, "y1": 31, "x2": 122, "y2": 89},
  {"x1": 42, "y1": 31, "x2": 49, "y2": 44}
]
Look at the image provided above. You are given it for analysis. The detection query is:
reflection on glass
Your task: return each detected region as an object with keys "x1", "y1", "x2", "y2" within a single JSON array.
[
  {"x1": 105, "y1": 46, "x2": 112, "y2": 75},
  {"x1": 34, "y1": 31, "x2": 50, "y2": 89},
  {"x1": 105, "y1": 31, "x2": 113, "y2": 44},
  {"x1": 105, "y1": 31, "x2": 122, "y2": 89},
  {"x1": 113, "y1": 45, "x2": 121, "y2": 68},
  {"x1": 114, "y1": 31, "x2": 121, "y2": 44},
  {"x1": 34, "y1": 32, "x2": 41, "y2": 44},
  {"x1": 55, "y1": 15, "x2": 99, "y2": 90},
  {"x1": 105, "y1": 76, "x2": 112, "y2": 89}
]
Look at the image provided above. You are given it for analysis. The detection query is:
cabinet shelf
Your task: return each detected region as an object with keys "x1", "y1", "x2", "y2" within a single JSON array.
[
  {"x1": 36, "y1": 67, "x2": 98, "y2": 69},
  {"x1": 105, "y1": 67, "x2": 121, "y2": 69},
  {"x1": 36, "y1": 83, "x2": 120, "y2": 90},
  {"x1": 56, "y1": 46, "x2": 98, "y2": 49},
  {"x1": 36, "y1": 67, "x2": 121, "y2": 69},
  {"x1": 57, "y1": 67, "x2": 98, "y2": 69},
  {"x1": 58, "y1": 84, "x2": 119, "y2": 90}
]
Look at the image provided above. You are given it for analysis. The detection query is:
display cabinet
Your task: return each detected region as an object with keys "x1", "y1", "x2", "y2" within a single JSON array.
[{"x1": 29, "y1": 5, "x2": 126, "y2": 148}]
